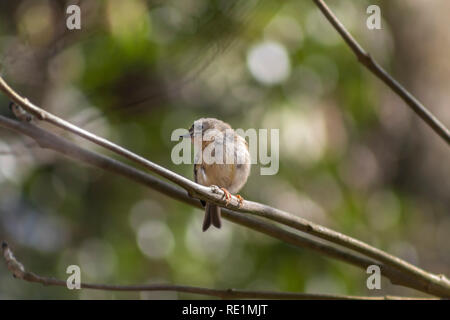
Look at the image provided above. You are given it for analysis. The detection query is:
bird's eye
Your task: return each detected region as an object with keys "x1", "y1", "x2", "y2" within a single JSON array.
[{"x1": 201, "y1": 122, "x2": 209, "y2": 132}]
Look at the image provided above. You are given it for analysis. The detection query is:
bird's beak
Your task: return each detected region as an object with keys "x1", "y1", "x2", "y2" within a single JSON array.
[{"x1": 179, "y1": 133, "x2": 191, "y2": 139}]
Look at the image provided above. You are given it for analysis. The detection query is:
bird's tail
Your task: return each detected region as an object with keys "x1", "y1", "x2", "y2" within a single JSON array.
[{"x1": 202, "y1": 203, "x2": 222, "y2": 231}]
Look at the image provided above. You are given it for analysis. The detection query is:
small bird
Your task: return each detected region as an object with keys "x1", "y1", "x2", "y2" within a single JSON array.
[{"x1": 181, "y1": 118, "x2": 251, "y2": 231}]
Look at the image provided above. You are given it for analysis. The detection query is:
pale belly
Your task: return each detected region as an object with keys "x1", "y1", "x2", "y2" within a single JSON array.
[{"x1": 196, "y1": 139, "x2": 251, "y2": 194}]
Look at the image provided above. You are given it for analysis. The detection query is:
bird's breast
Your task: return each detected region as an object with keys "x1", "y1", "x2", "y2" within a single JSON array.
[{"x1": 196, "y1": 135, "x2": 251, "y2": 193}]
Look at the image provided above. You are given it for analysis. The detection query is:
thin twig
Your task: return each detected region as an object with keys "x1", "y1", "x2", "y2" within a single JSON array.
[
  {"x1": 0, "y1": 115, "x2": 445, "y2": 297},
  {"x1": 1, "y1": 242, "x2": 435, "y2": 300},
  {"x1": 312, "y1": 0, "x2": 450, "y2": 144},
  {"x1": 0, "y1": 77, "x2": 449, "y2": 297}
]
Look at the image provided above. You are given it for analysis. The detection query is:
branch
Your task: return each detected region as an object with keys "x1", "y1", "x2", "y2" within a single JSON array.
[
  {"x1": 0, "y1": 141, "x2": 37, "y2": 156},
  {"x1": 1, "y1": 242, "x2": 435, "y2": 300},
  {"x1": 312, "y1": 0, "x2": 450, "y2": 145},
  {"x1": 0, "y1": 77, "x2": 449, "y2": 297},
  {"x1": 0, "y1": 115, "x2": 446, "y2": 297}
]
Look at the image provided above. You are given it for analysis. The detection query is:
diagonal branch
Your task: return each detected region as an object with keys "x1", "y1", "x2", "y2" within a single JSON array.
[
  {"x1": 0, "y1": 115, "x2": 446, "y2": 297},
  {"x1": 1, "y1": 242, "x2": 436, "y2": 300},
  {"x1": 0, "y1": 77, "x2": 449, "y2": 297},
  {"x1": 312, "y1": 0, "x2": 450, "y2": 144}
]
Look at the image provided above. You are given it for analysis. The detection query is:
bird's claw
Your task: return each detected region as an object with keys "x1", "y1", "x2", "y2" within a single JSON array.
[
  {"x1": 210, "y1": 186, "x2": 240, "y2": 207},
  {"x1": 236, "y1": 194, "x2": 244, "y2": 208},
  {"x1": 220, "y1": 187, "x2": 232, "y2": 206}
]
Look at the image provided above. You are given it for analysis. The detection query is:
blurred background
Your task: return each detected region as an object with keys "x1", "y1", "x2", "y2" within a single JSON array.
[{"x1": 0, "y1": 0, "x2": 449, "y2": 299}]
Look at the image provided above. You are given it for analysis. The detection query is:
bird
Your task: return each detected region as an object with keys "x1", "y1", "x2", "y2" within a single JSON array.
[{"x1": 181, "y1": 118, "x2": 251, "y2": 231}]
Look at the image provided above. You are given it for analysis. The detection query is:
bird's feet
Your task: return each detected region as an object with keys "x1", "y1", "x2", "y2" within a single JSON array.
[
  {"x1": 210, "y1": 185, "x2": 243, "y2": 207},
  {"x1": 210, "y1": 185, "x2": 232, "y2": 206},
  {"x1": 220, "y1": 187, "x2": 232, "y2": 206},
  {"x1": 236, "y1": 195, "x2": 244, "y2": 208}
]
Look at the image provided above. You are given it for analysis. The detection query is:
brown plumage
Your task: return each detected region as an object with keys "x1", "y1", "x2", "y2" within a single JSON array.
[{"x1": 184, "y1": 118, "x2": 251, "y2": 231}]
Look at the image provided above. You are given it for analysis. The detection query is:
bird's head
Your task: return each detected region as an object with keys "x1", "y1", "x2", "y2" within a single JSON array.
[{"x1": 180, "y1": 118, "x2": 231, "y2": 141}]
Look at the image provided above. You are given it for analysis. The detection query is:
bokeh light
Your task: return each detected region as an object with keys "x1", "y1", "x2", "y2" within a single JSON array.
[{"x1": 247, "y1": 41, "x2": 291, "y2": 85}]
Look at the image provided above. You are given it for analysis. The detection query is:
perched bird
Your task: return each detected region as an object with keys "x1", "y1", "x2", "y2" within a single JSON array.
[{"x1": 181, "y1": 118, "x2": 251, "y2": 231}]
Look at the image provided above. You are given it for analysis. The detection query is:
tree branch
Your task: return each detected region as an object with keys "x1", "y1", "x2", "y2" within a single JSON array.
[
  {"x1": 312, "y1": 0, "x2": 450, "y2": 144},
  {"x1": 0, "y1": 76, "x2": 449, "y2": 297},
  {"x1": 1, "y1": 242, "x2": 435, "y2": 300},
  {"x1": 0, "y1": 115, "x2": 447, "y2": 297}
]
